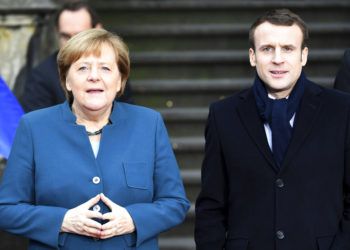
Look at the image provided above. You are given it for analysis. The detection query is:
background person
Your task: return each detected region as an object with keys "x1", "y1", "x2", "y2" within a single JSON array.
[
  {"x1": 0, "y1": 29, "x2": 189, "y2": 250},
  {"x1": 19, "y1": 1, "x2": 133, "y2": 113},
  {"x1": 195, "y1": 9, "x2": 350, "y2": 250},
  {"x1": 334, "y1": 49, "x2": 350, "y2": 92}
]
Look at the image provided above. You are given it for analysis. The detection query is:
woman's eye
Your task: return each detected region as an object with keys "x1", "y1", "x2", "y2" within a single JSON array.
[
  {"x1": 102, "y1": 66, "x2": 110, "y2": 71},
  {"x1": 78, "y1": 66, "x2": 88, "y2": 71}
]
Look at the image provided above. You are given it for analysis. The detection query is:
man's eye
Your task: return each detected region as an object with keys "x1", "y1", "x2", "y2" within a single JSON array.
[
  {"x1": 102, "y1": 66, "x2": 110, "y2": 71},
  {"x1": 262, "y1": 47, "x2": 272, "y2": 52},
  {"x1": 283, "y1": 47, "x2": 293, "y2": 52},
  {"x1": 59, "y1": 33, "x2": 71, "y2": 40}
]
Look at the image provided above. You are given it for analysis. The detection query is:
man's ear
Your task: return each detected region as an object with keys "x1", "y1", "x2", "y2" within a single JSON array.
[
  {"x1": 249, "y1": 48, "x2": 256, "y2": 67},
  {"x1": 94, "y1": 23, "x2": 103, "y2": 29},
  {"x1": 301, "y1": 47, "x2": 308, "y2": 66}
]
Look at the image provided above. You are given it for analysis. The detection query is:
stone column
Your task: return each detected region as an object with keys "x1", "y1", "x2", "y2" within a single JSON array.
[{"x1": 0, "y1": 0, "x2": 57, "y2": 90}]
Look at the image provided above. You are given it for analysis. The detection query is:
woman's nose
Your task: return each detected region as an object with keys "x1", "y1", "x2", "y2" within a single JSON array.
[{"x1": 87, "y1": 67, "x2": 100, "y2": 82}]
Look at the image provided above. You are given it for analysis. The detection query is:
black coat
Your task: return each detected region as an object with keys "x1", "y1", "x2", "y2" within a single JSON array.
[
  {"x1": 20, "y1": 52, "x2": 133, "y2": 113},
  {"x1": 334, "y1": 49, "x2": 350, "y2": 92},
  {"x1": 195, "y1": 80, "x2": 350, "y2": 250}
]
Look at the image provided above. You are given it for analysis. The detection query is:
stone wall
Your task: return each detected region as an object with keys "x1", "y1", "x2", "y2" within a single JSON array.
[{"x1": 0, "y1": 0, "x2": 57, "y2": 90}]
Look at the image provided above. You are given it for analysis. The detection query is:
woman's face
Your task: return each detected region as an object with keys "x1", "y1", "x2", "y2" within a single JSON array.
[{"x1": 66, "y1": 44, "x2": 121, "y2": 113}]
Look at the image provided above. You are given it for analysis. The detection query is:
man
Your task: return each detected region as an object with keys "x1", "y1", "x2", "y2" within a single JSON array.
[
  {"x1": 334, "y1": 49, "x2": 350, "y2": 92},
  {"x1": 20, "y1": 1, "x2": 132, "y2": 112},
  {"x1": 195, "y1": 9, "x2": 350, "y2": 250}
]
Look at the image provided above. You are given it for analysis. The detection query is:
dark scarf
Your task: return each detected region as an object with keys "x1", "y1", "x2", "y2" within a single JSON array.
[{"x1": 253, "y1": 71, "x2": 307, "y2": 168}]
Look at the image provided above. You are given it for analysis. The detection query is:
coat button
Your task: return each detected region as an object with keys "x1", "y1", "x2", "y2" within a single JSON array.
[
  {"x1": 276, "y1": 178, "x2": 284, "y2": 188},
  {"x1": 93, "y1": 205, "x2": 100, "y2": 212},
  {"x1": 92, "y1": 176, "x2": 100, "y2": 184},
  {"x1": 276, "y1": 230, "x2": 285, "y2": 239}
]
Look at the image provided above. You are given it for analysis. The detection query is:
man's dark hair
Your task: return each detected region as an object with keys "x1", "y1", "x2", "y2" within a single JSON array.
[
  {"x1": 249, "y1": 9, "x2": 309, "y2": 50},
  {"x1": 54, "y1": 1, "x2": 100, "y2": 29}
]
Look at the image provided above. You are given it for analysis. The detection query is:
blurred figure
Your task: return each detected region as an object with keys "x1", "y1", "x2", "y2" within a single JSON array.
[
  {"x1": 0, "y1": 29, "x2": 189, "y2": 250},
  {"x1": 334, "y1": 49, "x2": 350, "y2": 92},
  {"x1": 20, "y1": 1, "x2": 132, "y2": 113},
  {"x1": 0, "y1": 76, "x2": 23, "y2": 159}
]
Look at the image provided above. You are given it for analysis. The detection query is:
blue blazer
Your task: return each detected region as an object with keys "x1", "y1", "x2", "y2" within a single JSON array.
[{"x1": 0, "y1": 101, "x2": 190, "y2": 250}]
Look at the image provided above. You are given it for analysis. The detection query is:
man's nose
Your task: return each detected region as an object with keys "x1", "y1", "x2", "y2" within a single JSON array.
[{"x1": 272, "y1": 49, "x2": 284, "y2": 64}]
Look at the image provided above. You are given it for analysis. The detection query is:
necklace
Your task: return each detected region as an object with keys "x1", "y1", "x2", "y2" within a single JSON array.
[
  {"x1": 86, "y1": 128, "x2": 103, "y2": 136},
  {"x1": 86, "y1": 120, "x2": 111, "y2": 136}
]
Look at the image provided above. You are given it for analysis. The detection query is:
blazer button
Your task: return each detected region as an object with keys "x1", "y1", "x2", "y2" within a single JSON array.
[
  {"x1": 276, "y1": 230, "x2": 285, "y2": 240},
  {"x1": 92, "y1": 176, "x2": 100, "y2": 184},
  {"x1": 276, "y1": 178, "x2": 284, "y2": 188},
  {"x1": 93, "y1": 205, "x2": 100, "y2": 212}
]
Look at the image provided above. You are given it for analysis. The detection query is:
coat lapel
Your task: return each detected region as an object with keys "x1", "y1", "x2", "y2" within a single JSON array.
[
  {"x1": 97, "y1": 102, "x2": 127, "y2": 161},
  {"x1": 236, "y1": 89, "x2": 278, "y2": 172},
  {"x1": 281, "y1": 81, "x2": 323, "y2": 172}
]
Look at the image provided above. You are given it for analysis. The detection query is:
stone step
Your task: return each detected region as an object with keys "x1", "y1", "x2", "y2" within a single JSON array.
[
  {"x1": 130, "y1": 49, "x2": 344, "y2": 79},
  {"x1": 160, "y1": 203, "x2": 195, "y2": 238},
  {"x1": 160, "y1": 108, "x2": 207, "y2": 136},
  {"x1": 116, "y1": 23, "x2": 350, "y2": 51},
  {"x1": 131, "y1": 49, "x2": 344, "y2": 64},
  {"x1": 94, "y1": 0, "x2": 350, "y2": 9},
  {"x1": 96, "y1": 0, "x2": 350, "y2": 26},
  {"x1": 132, "y1": 77, "x2": 335, "y2": 108},
  {"x1": 159, "y1": 236, "x2": 195, "y2": 250},
  {"x1": 171, "y1": 136, "x2": 204, "y2": 152},
  {"x1": 171, "y1": 137, "x2": 204, "y2": 171},
  {"x1": 160, "y1": 108, "x2": 208, "y2": 121},
  {"x1": 182, "y1": 169, "x2": 201, "y2": 184},
  {"x1": 182, "y1": 170, "x2": 201, "y2": 202},
  {"x1": 117, "y1": 22, "x2": 350, "y2": 36},
  {"x1": 132, "y1": 77, "x2": 333, "y2": 93}
]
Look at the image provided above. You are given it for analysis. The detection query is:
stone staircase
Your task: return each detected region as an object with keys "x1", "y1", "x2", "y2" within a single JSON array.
[
  {"x1": 0, "y1": 0, "x2": 349, "y2": 249},
  {"x1": 91, "y1": 1, "x2": 350, "y2": 249}
]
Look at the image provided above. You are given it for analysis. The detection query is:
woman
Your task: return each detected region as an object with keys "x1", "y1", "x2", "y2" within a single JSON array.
[{"x1": 0, "y1": 29, "x2": 190, "y2": 249}]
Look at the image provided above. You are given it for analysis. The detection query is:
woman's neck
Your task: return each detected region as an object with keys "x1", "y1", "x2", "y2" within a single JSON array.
[{"x1": 72, "y1": 102, "x2": 112, "y2": 132}]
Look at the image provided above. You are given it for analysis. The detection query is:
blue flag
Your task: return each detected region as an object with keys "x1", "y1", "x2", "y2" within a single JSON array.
[{"x1": 0, "y1": 76, "x2": 24, "y2": 159}]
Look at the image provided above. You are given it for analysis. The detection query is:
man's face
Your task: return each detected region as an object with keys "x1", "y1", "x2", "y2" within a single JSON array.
[
  {"x1": 249, "y1": 22, "x2": 308, "y2": 99},
  {"x1": 58, "y1": 8, "x2": 93, "y2": 48}
]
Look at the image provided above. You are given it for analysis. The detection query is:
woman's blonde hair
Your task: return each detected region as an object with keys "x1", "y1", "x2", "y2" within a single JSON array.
[{"x1": 57, "y1": 28, "x2": 130, "y2": 103}]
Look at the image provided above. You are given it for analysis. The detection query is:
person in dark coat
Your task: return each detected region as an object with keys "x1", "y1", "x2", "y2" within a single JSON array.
[
  {"x1": 334, "y1": 49, "x2": 350, "y2": 92},
  {"x1": 20, "y1": 1, "x2": 132, "y2": 113},
  {"x1": 195, "y1": 9, "x2": 350, "y2": 250}
]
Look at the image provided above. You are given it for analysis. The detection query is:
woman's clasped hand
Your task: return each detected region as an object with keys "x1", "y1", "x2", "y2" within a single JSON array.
[{"x1": 61, "y1": 193, "x2": 135, "y2": 239}]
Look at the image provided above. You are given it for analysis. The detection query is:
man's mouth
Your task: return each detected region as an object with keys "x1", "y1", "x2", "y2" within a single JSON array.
[
  {"x1": 270, "y1": 70, "x2": 287, "y2": 74},
  {"x1": 270, "y1": 70, "x2": 288, "y2": 77}
]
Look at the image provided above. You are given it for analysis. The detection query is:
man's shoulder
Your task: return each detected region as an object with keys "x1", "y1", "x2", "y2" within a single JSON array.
[
  {"x1": 210, "y1": 88, "x2": 251, "y2": 111},
  {"x1": 33, "y1": 52, "x2": 58, "y2": 73}
]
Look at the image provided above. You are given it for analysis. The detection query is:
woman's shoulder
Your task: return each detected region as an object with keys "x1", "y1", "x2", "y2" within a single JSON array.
[{"x1": 22, "y1": 103, "x2": 63, "y2": 123}]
